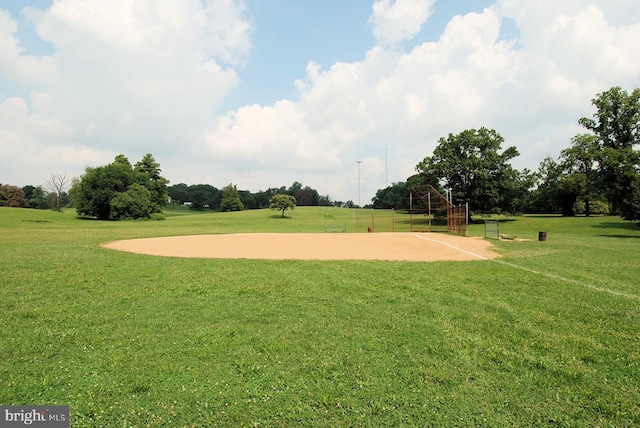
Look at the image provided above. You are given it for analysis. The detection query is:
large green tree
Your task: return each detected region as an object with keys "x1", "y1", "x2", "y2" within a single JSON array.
[
  {"x1": 29, "y1": 186, "x2": 50, "y2": 210},
  {"x1": 134, "y1": 154, "x2": 169, "y2": 212},
  {"x1": 167, "y1": 183, "x2": 190, "y2": 205},
  {"x1": 220, "y1": 184, "x2": 244, "y2": 212},
  {"x1": 529, "y1": 157, "x2": 565, "y2": 214},
  {"x1": 578, "y1": 86, "x2": 640, "y2": 216},
  {"x1": 72, "y1": 157, "x2": 136, "y2": 219},
  {"x1": 269, "y1": 194, "x2": 296, "y2": 217},
  {"x1": 372, "y1": 182, "x2": 407, "y2": 209},
  {"x1": 71, "y1": 154, "x2": 167, "y2": 220},
  {"x1": 529, "y1": 156, "x2": 593, "y2": 215},
  {"x1": 0, "y1": 184, "x2": 29, "y2": 207},
  {"x1": 621, "y1": 176, "x2": 640, "y2": 223},
  {"x1": 416, "y1": 128, "x2": 523, "y2": 216},
  {"x1": 287, "y1": 182, "x2": 319, "y2": 206},
  {"x1": 559, "y1": 134, "x2": 602, "y2": 216},
  {"x1": 110, "y1": 183, "x2": 155, "y2": 220}
]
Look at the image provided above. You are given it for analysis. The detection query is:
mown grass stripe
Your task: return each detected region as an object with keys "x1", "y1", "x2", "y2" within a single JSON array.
[
  {"x1": 494, "y1": 259, "x2": 640, "y2": 300},
  {"x1": 413, "y1": 233, "x2": 489, "y2": 260}
]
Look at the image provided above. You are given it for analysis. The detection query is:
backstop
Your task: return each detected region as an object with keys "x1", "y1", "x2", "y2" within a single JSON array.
[{"x1": 352, "y1": 185, "x2": 468, "y2": 236}]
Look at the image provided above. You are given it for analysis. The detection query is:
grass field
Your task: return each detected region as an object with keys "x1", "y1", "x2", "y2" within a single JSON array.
[{"x1": 1, "y1": 206, "x2": 639, "y2": 427}]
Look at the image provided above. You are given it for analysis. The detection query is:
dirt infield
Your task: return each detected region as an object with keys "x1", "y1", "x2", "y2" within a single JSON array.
[{"x1": 102, "y1": 233, "x2": 499, "y2": 262}]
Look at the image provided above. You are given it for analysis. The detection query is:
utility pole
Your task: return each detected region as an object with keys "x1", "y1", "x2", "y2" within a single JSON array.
[{"x1": 356, "y1": 160, "x2": 362, "y2": 207}]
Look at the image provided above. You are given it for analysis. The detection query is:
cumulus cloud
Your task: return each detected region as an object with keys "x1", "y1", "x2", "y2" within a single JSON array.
[
  {"x1": 0, "y1": 0, "x2": 256, "y2": 192},
  {"x1": 0, "y1": 10, "x2": 57, "y2": 85},
  {"x1": 1, "y1": 0, "x2": 640, "y2": 204},
  {"x1": 0, "y1": 95, "x2": 110, "y2": 182},
  {"x1": 200, "y1": 0, "x2": 640, "y2": 201},
  {"x1": 369, "y1": 0, "x2": 435, "y2": 47},
  {"x1": 32, "y1": 0, "x2": 249, "y2": 149},
  {"x1": 1, "y1": 0, "x2": 251, "y2": 172}
]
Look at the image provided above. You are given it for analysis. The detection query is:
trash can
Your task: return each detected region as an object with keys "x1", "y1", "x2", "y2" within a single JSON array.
[
  {"x1": 538, "y1": 231, "x2": 547, "y2": 241},
  {"x1": 367, "y1": 227, "x2": 372, "y2": 233}
]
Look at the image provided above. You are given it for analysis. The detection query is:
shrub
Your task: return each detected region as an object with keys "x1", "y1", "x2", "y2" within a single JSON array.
[{"x1": 150, "y1": 213, "x2": 166, "y2": 221}]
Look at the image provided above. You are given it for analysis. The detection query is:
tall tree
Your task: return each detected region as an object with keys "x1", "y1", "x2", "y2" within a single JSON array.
[
  {"x1": 530, "y1": 157, "x2": 569, "y2": 214},
  {"x1": 47, "y1": 173, "x2": 70, "y2": 212},
  {"x1": 22, "y1": 185, "x2": 36, "y2": 201},
  {"x1": 294, "y1": 186, "x2": 319, "y2": 206},
  {"x1": 30, "y1": 186, "x2": 50, "y2": 210},
  {"x1": 72, "y1": 157, "x2": 136, "y2": 219},
  {"x1": 372, "y1": 182, "x2": 407, "y2": 209},
  {"x1": 187, "y1": 184, "x2": 220, "y2": 210},
  {"x1": 578, "y1": 86, "x2": 640, "y2": 215},
  {"x1": 134, "y1": 154, "x2": 169, "y2": 211},
  {"x1": 220, "y1": 184, "x2": 244, "y2": 212},
  {"x1": 416, "y1": 128, "x2": 521, "y2": 216},
  {"x1": 71, "y1": 154, "x2": 167, "y2": 220},
  {"x1": 167, "y1": 183, "x2": 190, "y2": 205},
  {"x1": 287, "y1": 181, "x2": 303, "y2": 196},
  {"x1": 269, "y1": 194, "x2": 296, "y2": 217},
  {"x1": 239, "y1": 190, "x2": 257, "y2": 209},
  {"x1": 560, "y1": 134, "x2": 601, "y2": 216},
  {"x1": 621, "y1": 176, "x2": 640, "y2": 223},
  {"x1": 0, "y1": 184, "x2": 29, "y2": 207}
]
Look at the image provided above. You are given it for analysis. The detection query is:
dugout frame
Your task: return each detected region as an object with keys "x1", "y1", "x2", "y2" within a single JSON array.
[
  {"x1": 349, "y1": 186, "x2": 468, "y2": 235},
  {"x1": 407, "y1": 185, "x2": 468, "y2": 236}
]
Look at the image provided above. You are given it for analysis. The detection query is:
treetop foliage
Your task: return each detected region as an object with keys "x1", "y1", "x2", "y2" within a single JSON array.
[
  {"x1": 269, "y1": 194, "x2": 296, "y2": 217},
  {"x1": 415, "y1": 127, "x2": 525, "y2": 216},
  {"x1": 167, "y1": 181, "x2": 334, "y2": 211},
  {"x1": 578, "y1": 86, "x2": 640, "y2": 151},
  {"x1": 70, "y1": 153, "x2": 168, "y2": 220},
  {"x1": 373, "y1": 86, "x2": 639, "y2": 224},
  {"x1": 533, "y1": 86, "x2": 640, "y2": 220},
  {"x1": 0, "y1": 184, "x2": 29, "y2": 208},
  {"x1": 220, "y1": 184, "x2": 244, "y2": 212}
]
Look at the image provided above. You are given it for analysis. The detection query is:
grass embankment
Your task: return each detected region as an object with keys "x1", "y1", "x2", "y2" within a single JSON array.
[{"x1": 1, "y1": 207, "x2": 638, "y2": 426}]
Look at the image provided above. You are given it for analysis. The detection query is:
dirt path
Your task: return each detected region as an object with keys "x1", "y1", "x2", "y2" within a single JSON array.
[{"x1": 102, "y1": 232, "x2": 499, "y2": 262}]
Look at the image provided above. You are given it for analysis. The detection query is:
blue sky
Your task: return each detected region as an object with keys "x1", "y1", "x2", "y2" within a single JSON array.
[
  {"x1": 227, "y1": 0, "x2": 498, "y2": 110},
  {"x1": 1, "y1": 0, "x2": 639, "y2": 203}
]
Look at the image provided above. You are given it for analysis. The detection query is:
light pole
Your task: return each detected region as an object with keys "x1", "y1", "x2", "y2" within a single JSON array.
[{"x1": 356, "y1": 160, "x2": 362, "y2": 207}]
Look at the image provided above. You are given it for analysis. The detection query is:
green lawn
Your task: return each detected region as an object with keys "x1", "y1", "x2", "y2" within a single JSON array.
[{"x1": 1, "y1": 207, "x2": 639, "y2": 426}]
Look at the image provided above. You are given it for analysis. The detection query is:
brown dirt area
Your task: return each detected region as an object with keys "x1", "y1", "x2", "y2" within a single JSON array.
[{"x1": 102, "y1": 232, "x2": 499, "y2": 262}]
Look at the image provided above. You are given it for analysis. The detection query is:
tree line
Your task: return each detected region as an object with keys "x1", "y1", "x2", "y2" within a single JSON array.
[
  {"x1": 3, "y1": 86, "x2": 638, "y2": 223},
  {"x1": 0, "y1": 174, "x2": 71, "y2": 211},
  {"x1": 0, "y1": 153, "x2": 338, "y2": 220},
  {"x1": 372, "y1": 86, "x2": 640, "y2": 223},
  {"x1": 167, "y1": 180, "x2": 336, "y2": 212}
]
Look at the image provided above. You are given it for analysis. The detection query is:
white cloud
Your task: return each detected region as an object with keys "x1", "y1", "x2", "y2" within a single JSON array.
[
  {"x1": 369, "y1": 0, "x2": 435, "y2": 47},
  {"x1": 29, "y1": 0, "x2": 249, "y2": 132},
  {"x1": 0, "y1": 10, "x2": 58, "y2": 85},
  {"x1": 0, "y1": 0, "x2": 252, "y2": 187},
  {"x1": 0, "y1": 95, "x2": 111, "y2": 183},
  {"x1": 2, "y1": 0, "x2": 640, "y2": 205},
  {"x1": 29, "y1": 0, "x2": 249, "y2": 147}
]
